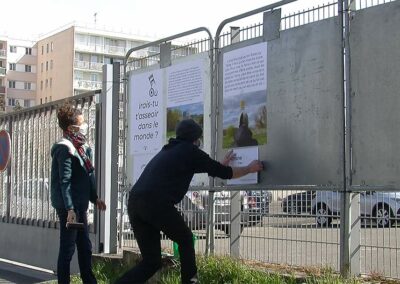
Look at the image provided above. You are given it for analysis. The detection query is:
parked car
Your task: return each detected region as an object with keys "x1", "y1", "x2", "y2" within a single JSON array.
[
  {"x1": 178, "y1": 190, "x2": 265, "y2": 235},
  {"x1": 282, "y1": 191, "x2": 315, "y2": 215},
  {"x1": 312, "y1": 191, "x2": 400, "y2": 227}
]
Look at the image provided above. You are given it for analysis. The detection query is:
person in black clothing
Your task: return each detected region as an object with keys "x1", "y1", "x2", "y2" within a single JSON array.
[{"x1": 116, "y1": 119, "x2": 263, "y2": 284}]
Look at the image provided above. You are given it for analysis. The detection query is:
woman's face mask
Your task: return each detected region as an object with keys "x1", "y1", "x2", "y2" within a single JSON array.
[{"x1": 71, "y1": 122, "x2": 88, "y2": 136}]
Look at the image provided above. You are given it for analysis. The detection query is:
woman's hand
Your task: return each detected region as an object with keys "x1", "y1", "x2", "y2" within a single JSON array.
[
  {"x1": 96, "y1": 199, "x2": 107, "y2": 211},
  {"x1": 221, "y1": 150, "x2": 236, "y2": 166},
  {"x1": 67, "y1": 209, "x2": 76, "y2": 223}
]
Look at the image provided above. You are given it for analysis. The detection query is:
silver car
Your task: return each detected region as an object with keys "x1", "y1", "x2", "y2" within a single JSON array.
[
  {"x1": 178, "y1": 190, "x2": 264, "y2": 235},
  {"x1": 312, "y1": 191, "x2": 400, "y2": 227}
]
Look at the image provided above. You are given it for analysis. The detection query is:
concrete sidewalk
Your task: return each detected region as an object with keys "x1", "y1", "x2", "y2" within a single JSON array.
[{"x1": 0, "y1": 260, "x2": 56, "y2": 284}]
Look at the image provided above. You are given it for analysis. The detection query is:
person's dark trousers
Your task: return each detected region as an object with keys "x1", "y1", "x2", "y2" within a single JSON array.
[
  {"x1": 115, "y1": 195, "x2": 197, "y2": 284},
  {"x1": 56, "y1": 209, "x2": 97, "y2": 284}
]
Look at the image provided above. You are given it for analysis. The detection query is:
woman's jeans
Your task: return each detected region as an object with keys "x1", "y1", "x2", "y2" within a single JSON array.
[{"x1": 56, "y1": 209, "x2": 97, "y2": 284}]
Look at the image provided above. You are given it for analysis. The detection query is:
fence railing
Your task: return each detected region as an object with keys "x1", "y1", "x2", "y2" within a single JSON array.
[{"x1": 0, "y1": 91, "x2": 99, "y2": 227}]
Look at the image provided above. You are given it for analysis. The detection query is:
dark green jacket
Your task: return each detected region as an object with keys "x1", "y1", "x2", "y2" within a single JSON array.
[{"x1": 50, "y1": 138, "x2": 98, "y2": 211}]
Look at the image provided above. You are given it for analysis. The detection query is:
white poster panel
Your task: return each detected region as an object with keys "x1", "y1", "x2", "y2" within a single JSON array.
[
  {"x1": 166, "y1": 54, "x2": 210, "y2": 187},
  {"x1": 227, "y1": 146, "x2": 259, "y2": 185},
  {"x1": 223, "y1": 42, "x2": 267, "y2": 97},
  {"x1": 222, "y1": 42, "x2": 268, "y2": 149},
  {"x1": 129, "y1": 69, "x2": 164, "y2": 154},
  {"x1": 132, "y1": 153, "x2": 156, "y2": 184},
  {"x1": 167, "y1": 58, "x2": 205, "y2": 107}
]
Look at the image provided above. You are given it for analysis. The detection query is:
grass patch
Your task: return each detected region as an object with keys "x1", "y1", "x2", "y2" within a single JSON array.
[{"x1": 56, "y1": 255, "x2": 373, "y2": 284}]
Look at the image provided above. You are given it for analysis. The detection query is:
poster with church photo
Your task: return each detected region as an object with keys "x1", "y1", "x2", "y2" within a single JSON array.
[{"x1": 222, "y1": 42, "x2": 267, "y2": 148}]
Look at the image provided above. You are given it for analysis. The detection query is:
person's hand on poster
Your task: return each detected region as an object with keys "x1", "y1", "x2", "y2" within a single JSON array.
[
  {"x1": 247, "y1": 160, "x2": 264, "y2": 173},
  {"x1": 221, "y1": 149, "x2": 236, "y2": 166}
]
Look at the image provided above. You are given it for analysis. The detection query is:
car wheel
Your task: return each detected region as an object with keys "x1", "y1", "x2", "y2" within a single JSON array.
[
  {"x1": 314, "y1": 203, "x2": 332, "y2": 227},
  {"x1": 374, "y1": 203, "x2": 393, "y2": 228}
]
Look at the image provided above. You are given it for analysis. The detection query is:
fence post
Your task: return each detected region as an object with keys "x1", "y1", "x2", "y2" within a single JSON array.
[
  {"x1": 206, "y1": 190, "x2": 216, "y2": 255},
  {"x1": 340, "y1": 0, "x2": 359, "y2": 277},
  {"x1": 5, "y1": 119, "x2": 12, "y2": 223},
  {"x1": 228, "y1": 26, "x2": 242, "y2": 258},
  {"x1": 98, "y1": 63, "x2": 120, "y2": 254},
  {"x1": 230, "y1": 190, "x2": 241, "y2": 257}
]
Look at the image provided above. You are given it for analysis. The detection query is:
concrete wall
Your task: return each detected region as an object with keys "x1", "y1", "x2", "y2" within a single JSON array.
[
  {"x1": 0, "y1": 222, "x2": 96, "y2": 273},
  {"x1": 350, "y1": 1, "x2": 400, "y2": 187}
]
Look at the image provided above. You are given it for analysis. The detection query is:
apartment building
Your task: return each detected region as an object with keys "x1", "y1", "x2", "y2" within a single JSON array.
[
  {"x1": 36, "y1": 24, "x2": 158, "y2": 103},
  {"x1": 0, "y1": 38, "x2": 6, "y2": 111},
  {"x1": 0, "y1": 37, "x2": 37, "y2": 112}
]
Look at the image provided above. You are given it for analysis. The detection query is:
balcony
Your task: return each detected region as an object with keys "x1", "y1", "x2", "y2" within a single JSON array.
[
  {"x1": 75, "y1": 43, "x2": 104, "y2": 54},
  {"x1": 106, "y1": 45, "x2": 125, "y2": 56},
  {"x1": 75, "y1": 43, "x2": 126, "y2": 56},
  {"x1": 0, "y1": 86, "x2": 5, "y2": 94},
  {"x1": 0, "y1": 49, "x2": 6, "y2": 58},
  {"x1": 74, "y1": 60, "x2": 103, "y2": 71},
  {"x1": 74, "y1": 80, "x2": 102, "y2": 90},
  {"x1": 0, "y1": 67, "x2": 5, "y2": 76}
]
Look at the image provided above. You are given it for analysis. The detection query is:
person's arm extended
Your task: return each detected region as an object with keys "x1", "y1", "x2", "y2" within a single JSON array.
[
  {"x1": 231, "y1": 160, "x2": 263, "y2": 179},
  {"x1": 221, "y1": 150, "x2": 264, "y2": 179}
]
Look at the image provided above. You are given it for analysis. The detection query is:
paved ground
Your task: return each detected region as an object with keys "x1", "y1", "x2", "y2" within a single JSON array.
[{"x1": 0, "y1": 260, "x2": 56, "y2": 284}]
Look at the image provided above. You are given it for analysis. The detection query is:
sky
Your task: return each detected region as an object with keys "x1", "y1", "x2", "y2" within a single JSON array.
[{"x1": 0, "y1": 0, "x2": 331, "y2": 40}]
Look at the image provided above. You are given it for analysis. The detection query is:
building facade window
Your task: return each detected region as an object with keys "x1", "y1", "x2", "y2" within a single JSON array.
[
  {"x1": 8, "y1": 98, "x2": 15, "y2": 106},
  {"x1": 90, "y1": 73, "x2": 98, "y2": 82},
  {"x1": 24, "y1": 82, "x2": 31, "y2": 90},
  {"x1": 45, "y1": 97, "x2": 47, "y2": 103},
  {"x1": 41, "y1": 81, "x2": 43, "y2": 90},
  {"x1": 24, "y1": 100, "x2": 30, "y2": 107},
  {"x1": 25, "y1": 65, "x2": 32, "y2": 72},
  {"x1": 40, "y1": 98, "x2": 42, "y2": 104},
  {"x1": 45, "y1": 79, "x2": 48, "y2": 88},
  {"x1": 41, "y1": 63, "x2": 43, "y2": 72},
  {"x1": 50, "y1": 78, "x2": 53, "y2": 87},
  {"x1": 51, "y1": 42, "x2": 54, "y2": 51},
  {"x1": 46, "y1": 44, "x2": 49, "y2": 53},
  {"x1": 25, "y1": 48, "x2": 32, "y2": 55},
  {"x1": 8, "y1": 81, "x2": 16, "y2": 88},
  {"x1": 9, "y1": 46, "x2": 17, "y2": 53},
  {"x1": 41, "y1": 46, "x2": 44, "y2": 55},
  {"x1": 46, "y1": 61, "x2": 48, "y2": 71},
  {"x1": 9, "y1": 63, "x2": 16, "y2": 71},
  {"x1": 50, "y1": 60, "x2": 53, "y2": 69}
]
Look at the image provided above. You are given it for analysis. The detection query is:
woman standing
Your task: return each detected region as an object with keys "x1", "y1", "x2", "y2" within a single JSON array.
[{"x1": 51, "y1": 103, "x2": 106, "y2": 284}]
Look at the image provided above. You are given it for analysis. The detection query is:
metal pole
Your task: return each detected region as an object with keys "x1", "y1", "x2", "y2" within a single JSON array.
[
  {"x1": 5, "y1": 118, "x2": 12, "y2": 223},
  {"x1": 339, "y1": 0, "x2": 353, "y2": 277}
]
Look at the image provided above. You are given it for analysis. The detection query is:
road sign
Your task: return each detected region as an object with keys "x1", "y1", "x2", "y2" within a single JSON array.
[{"x1": 0, "y1": 130, "x2": 11, "y2": 172}]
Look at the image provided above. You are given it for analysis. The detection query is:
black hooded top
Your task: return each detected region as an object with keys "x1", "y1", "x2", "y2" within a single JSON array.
[{"x1": 131, "y1": 138, "x2": 233, "y2": 205}]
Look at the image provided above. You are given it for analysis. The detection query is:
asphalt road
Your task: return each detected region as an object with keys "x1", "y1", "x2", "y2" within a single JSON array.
[{"x1": 0, "y1": 260, "x2": 55, "y2": 284}]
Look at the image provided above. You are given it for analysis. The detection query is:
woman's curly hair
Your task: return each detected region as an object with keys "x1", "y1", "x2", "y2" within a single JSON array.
[{"x1": 57, "y1": 102, "x2": 82, "y2": 131}]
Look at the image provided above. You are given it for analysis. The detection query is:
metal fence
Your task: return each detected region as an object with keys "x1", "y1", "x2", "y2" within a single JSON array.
[
  {"x1": 0, "y1": 0, "x2": 398, "y2": 280},
  {"x1": 0, "y1": 91, "x2": 99, "y2": 228},
  {"x1": 119, "y1": 0, "x2": 400, "y2": 280}
]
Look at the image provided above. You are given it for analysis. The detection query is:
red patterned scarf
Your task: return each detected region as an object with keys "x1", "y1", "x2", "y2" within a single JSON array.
[{"x1": 63, "y1": 130, "x2": 94, "y2": 173}]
